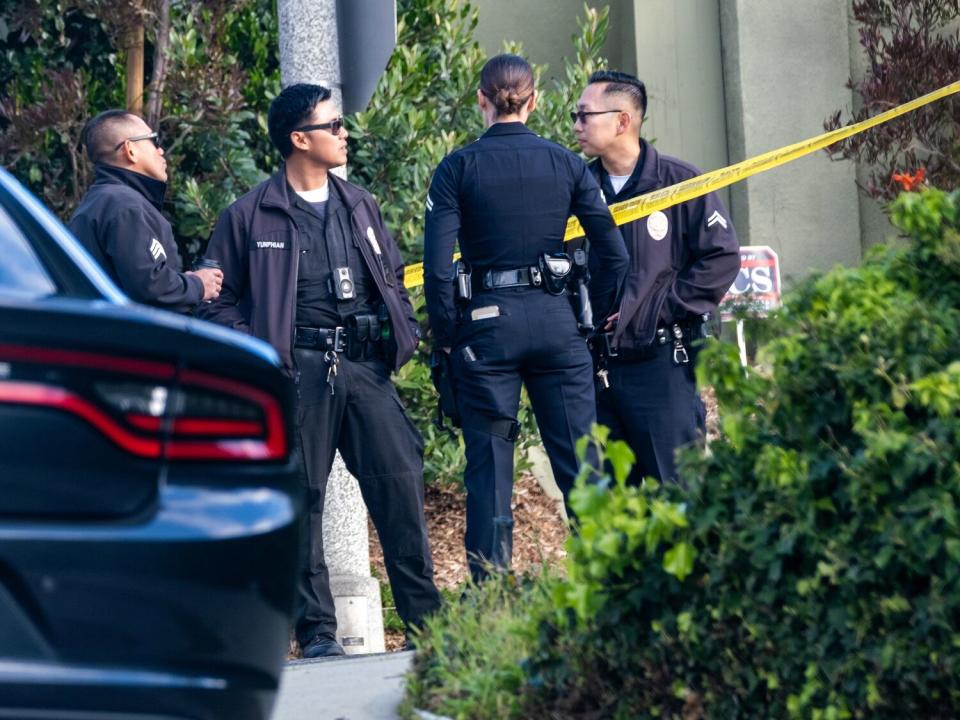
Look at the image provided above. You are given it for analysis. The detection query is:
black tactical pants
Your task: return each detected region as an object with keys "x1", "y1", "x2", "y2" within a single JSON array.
[
  {"x1": 292, "y1": 348, "x2": 441, "y2": 646},
  {"x1": 452, "y1": 288, "x2": 597, "y2": 582},
  {"x1": 597, "y1": 341, "x2": 706, "y2": 485}
]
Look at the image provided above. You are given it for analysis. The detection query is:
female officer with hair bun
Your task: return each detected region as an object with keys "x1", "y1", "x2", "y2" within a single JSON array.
[{"x1": 423, "y1": 53, "x2": 629, "y2": 582}]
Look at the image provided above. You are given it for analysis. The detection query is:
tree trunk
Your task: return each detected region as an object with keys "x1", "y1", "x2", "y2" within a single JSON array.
[
  {"x1": 146, "y1": 0, "x2": 171, "y2": 128},
  {"x1": 125, "y1": 21, "x2": 145, "y2": 115}
]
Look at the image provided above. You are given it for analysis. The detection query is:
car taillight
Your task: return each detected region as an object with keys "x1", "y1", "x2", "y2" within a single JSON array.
[{"x1": 0, "y1": 344, "x2": 287, "y2": 461}]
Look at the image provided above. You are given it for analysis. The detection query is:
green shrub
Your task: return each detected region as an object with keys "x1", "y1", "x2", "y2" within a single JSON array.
[
  {"x1": 523, "y1": 188, "x2": 960, "y2": 719},
  {"x1": 402, "y1": 572, "x2": 554, "y2": 720}
]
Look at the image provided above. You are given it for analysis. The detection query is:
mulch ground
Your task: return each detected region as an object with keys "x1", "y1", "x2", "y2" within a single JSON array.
[
  {"x1": 370, "y1": 471, "x2": 570, "y2": 651},
  {"x1": 366, "y1": 387, "x2": 722, "y2": 652}
]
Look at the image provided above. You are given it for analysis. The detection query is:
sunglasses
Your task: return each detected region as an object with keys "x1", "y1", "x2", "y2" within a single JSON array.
[
  {"x1": 570, "y1": 109, "x2": 623, "y2": 124},
  {"x1": 114, "y1": 132, "x2": 161, "y2": 152},
  {"x1": 293, "y1": 117, "x2": 345, "y2": 135}
]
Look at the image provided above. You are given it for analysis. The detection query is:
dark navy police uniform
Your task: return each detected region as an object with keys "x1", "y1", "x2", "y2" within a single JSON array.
[
  {"x1": 424, "y1": 121, "x2": 628, "y2": 580},
  {"x1": 590, "y1": 138, "x2": 740, "y2": 484},
  {"x1": 202, "y1": 171, "x2": 441, "y2": 648}
]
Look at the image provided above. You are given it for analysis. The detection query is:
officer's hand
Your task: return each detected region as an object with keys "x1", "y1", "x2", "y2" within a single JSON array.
[
  {"x1": 188, "y1": 268, "x2": 224, "y2": 301},
  {"x1": 603, "y1": 312, "x2": 620, "y2": 331}
]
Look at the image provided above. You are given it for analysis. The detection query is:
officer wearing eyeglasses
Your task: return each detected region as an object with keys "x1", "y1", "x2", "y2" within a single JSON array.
[
  {"x1": 70, "y1": 110, "x2": 222, "y2": 312},
  {"x1": 423, "y1": 54, "x2": 628, "y2": 583},
  {"x1": 574, "y1": 70, "x2": 740, "y2": 484},
  {"x1": 200, "y1": 83, "x2": 441, "y2": 659}
]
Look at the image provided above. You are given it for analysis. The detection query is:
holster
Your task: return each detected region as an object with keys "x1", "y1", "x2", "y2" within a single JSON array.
[{"x1": 569, "y1": 248, "x2": 593, "y2": 335}]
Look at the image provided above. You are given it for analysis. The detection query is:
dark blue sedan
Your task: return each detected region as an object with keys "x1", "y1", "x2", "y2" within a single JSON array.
[{"x1": 0, "y1": 167, "x2": 302, "y2": 720}]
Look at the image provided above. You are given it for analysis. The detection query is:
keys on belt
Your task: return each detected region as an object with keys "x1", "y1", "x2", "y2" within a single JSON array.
[
  {"x1": 294, "y1": 326, "x2": 347, "y2": 352},
  {"x1": 295, "y1": 327, "x2": 346, "y2": 395}
]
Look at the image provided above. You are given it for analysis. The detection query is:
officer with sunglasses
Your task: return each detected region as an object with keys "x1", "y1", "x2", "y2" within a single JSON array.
[
  {"x1": 70, "y1": 110, "x2": 222, "y2": 313},
  {"x1": 201, "y1": 83, "x2": 441, "y2": 659},
  {"x1": 574, "y1": 70, "x2": 740, "y2": 484}
]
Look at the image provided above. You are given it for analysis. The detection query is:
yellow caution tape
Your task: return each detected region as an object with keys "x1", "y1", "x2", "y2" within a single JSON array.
[{"x1": 405, "y1": 80, "x2": 960, "y2": 289}]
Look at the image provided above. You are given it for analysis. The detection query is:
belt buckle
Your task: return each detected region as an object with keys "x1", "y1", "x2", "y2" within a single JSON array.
[
  {"x1": 529, "y1": 266, "x2": 542, "y2": 287},
  {"x1": 330, "y1": 327, "x2": 347, "y2": 353}
]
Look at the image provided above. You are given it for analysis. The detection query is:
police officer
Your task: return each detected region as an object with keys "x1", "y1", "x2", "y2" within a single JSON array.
[
  {"x1": 574, "y1": 70, "x2": 741, "y2": 484},
  {"x1": 201, "y1": 84, "x2": 441, "y2": 658},
  {"x1": 424, "y1": 54, "x2": 629, "y2": 582},
  {"x1": 69, "y1": 110, "x2": 222, "y2": 312}
]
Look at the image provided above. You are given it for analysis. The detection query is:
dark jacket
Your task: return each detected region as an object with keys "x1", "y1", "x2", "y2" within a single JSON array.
[
  {"x1": 424, "y1": 122, "x2": 628, "y2": 347},
  {"x1": 199, "y1": 169, "x2": 419, "y2": 376},
  {"x1": 69, "y1": 164, "x2": 203, "y2": 313},
  {"x1": 590, "y1": 139, "x2": 740, "y2": 349}
]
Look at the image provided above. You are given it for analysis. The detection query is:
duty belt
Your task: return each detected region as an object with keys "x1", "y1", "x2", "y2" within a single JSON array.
[
  {"x1": 294, "y1": 326, "x2": 347, "y2": 352},
  {"x1": 472, "y1": 266, "x2": 543, "y2": 293}
]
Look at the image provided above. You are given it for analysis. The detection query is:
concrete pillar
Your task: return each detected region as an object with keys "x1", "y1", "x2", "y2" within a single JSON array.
[
  {"x1": 278, "y1": 0, "x2": 385, "y2": 655},
  {"x1": 630, "y1": 0, "x2": 731, "y2": 210},
  {"x1": 719, "y1": 0, "x2": 862, "y2": 280}
]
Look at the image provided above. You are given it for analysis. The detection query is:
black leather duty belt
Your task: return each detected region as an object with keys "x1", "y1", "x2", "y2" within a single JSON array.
[
  {"x1": 294, "y1": 326, "x2": 347, "y2": 352},
  {"x1": 472, "y1": 266, "x2": 543, "y2": 293},
  {"x1": 602, "y1": 324, "x2": 702, "y2": 363}
]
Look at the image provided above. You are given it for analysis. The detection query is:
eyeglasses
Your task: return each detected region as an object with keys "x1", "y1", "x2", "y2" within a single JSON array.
[
  {"x1": 570, "y1": 109, "x2": 623, "y2": 124},
  {"x1": 293, "y1": 117, "x2": 344, "y2": 135},
  {"x1": 114, "y1": 132, "x2": 161, "y2": 152}
]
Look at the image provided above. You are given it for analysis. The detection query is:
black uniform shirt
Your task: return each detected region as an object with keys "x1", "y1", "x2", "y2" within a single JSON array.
[
  {"x1": 423, "y1": 122, "x2": 628, "y2": 347},
  {"x1": 290, "y1": 182, "x2": 379, "y2": 328}
]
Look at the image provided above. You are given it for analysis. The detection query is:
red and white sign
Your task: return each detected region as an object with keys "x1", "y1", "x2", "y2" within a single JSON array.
[{"x1": 720, "y1": 245, "x2": 781, "y2": 321}]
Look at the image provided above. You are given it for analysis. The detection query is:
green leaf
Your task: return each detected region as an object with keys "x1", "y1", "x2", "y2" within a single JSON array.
[{"x1": 663, "y1": 542, "x2": 696, "y2": 581}]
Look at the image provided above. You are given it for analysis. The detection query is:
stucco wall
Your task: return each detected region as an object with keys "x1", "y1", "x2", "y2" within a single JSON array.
[
  {"x1": 631, "y1": 0, "x2": 730, "y2": 210},
  {"x1": 473, "y1": 0, "x2": 636, "y2": 81},
  {"x1": 720, "y1": 0, "x2": 862, "y2": 281}
]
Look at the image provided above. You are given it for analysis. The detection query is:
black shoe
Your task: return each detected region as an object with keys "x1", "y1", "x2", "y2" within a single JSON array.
[{"x1": 302, "y1": 634, "x2": 346, "y2": 659}]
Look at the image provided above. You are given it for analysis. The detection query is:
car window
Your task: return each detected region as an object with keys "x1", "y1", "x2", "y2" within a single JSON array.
[{"x1": 0, "y1": 204, "x2": 58, "y2": 299}]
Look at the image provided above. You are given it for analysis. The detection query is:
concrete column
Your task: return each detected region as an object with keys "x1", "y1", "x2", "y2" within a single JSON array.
[
  {"x1": 630, "y1": 0, "x2": 731, "y2": 210},
  {"x1": 278, "y1": 0, "x2": 385, "y2": 655},
  {"x1": 719, "y1": 0, "x2": 862, "y2": 280}
]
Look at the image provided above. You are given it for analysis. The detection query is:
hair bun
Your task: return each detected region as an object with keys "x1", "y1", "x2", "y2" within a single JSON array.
[{"x1": 480, "y1": 53, "x2": 535, "y2": 117}]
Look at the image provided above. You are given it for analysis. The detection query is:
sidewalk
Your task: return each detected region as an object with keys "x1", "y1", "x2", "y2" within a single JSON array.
[{"x1": 273, "y1": 651, "x2": 414, "y2": 720}]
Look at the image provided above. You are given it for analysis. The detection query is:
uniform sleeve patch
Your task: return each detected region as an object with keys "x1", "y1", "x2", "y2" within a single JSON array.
[
  {"x1": 426, "y1": 193, "x2": 434, "y2": 212},
  {"x1": 706, "y1": 210, "x2": 728, "y2": 229},
  {"x1": 149, "y1": 238, "x2": 167, "y2": 261}
]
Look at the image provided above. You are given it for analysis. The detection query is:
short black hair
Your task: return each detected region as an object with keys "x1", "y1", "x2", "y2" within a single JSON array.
[
  {"x1": 268, "y1": 83, "x2": 333, "y2": 158},
  {"x1": 82, "y1": 109, "x2": 138, "y2": 163},
  {"x1": 587, "y1": 70, "x2": 647, "y2": 117}
]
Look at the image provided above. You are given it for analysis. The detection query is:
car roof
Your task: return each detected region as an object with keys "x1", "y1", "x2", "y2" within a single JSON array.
[{"x1": 0, "y1": 167, "x2": 283, "y2": 368}]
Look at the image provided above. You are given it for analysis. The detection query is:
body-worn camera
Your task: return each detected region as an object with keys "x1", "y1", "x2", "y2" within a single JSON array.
[{"x1": 332, "y1": 266, "x2": 355, "y2": 300}]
